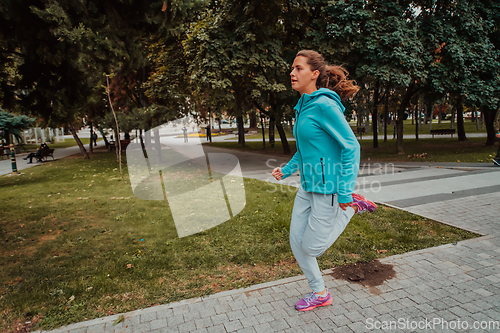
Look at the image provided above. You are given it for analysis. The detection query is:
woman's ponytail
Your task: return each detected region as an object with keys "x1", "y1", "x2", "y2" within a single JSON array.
[{"x1": 325, "y1": 65, "x2": 360, "y2": 100}]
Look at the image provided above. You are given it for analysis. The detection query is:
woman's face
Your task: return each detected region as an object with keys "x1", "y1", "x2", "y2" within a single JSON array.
[{"x1": 290, "y1": 56, "x2": 319, "y2": 95}]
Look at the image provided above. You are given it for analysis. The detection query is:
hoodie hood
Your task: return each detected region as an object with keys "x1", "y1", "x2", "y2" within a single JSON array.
[{"x1": 295, "y1": 88, "x2": 345, "y2": 114}]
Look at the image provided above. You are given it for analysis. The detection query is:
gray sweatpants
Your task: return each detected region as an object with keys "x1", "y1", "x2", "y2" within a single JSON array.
[{"x1": 290, "y1": 187, "x2": 355, "y2": 293}]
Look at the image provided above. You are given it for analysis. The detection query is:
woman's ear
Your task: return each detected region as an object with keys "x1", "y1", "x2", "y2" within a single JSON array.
[{"x1": 312, "y1": 70, "x2": 320, "y2": 80}]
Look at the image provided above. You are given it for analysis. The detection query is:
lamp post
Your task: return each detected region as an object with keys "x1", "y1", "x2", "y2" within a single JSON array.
[{"x1": 10, "y1": 142, "x2": 18, "y2": 173}]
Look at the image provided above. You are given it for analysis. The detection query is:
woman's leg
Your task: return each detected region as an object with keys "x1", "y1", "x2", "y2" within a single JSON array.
[
  {"x1": 290, "y1": 189, "x2": 355, "y2": 293},
  {"x1": 289, "y1": 188, "x2": 313, "y2": 285}
]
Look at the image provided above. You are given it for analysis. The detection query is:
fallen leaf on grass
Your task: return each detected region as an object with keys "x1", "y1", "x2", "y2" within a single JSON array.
[
  {"x1": 113, "y1": 315, "x2": 124, "y2": 326},
  {"x1": 126, "y1": 264, "x2": 133, "y2": 269},
  {"x1": 377, "y1": 250, "x2": 387, "y2": 253}
]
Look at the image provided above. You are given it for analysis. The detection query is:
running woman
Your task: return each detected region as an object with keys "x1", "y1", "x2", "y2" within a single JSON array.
[{"x1": 272, "y1": 50, "x2": 377, "y2": 311}]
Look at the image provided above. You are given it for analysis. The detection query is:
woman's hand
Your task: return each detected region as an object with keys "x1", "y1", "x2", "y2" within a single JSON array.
[
  {"x1": 339, "y1": 202, "x2": 352, "y2": 211},
  {"x1": 272, "y1": 167, "x2": 283, "y2": 180}
]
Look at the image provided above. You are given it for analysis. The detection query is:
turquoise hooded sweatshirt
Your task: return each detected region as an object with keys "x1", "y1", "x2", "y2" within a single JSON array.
[{"x1": 281, "y1": 88, "x2": 360, "y2": 203}]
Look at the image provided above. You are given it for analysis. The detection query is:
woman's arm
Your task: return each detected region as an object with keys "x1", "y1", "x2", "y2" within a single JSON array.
[
  {"x1": 318, "y1": 103, "x2": 360, "y2": 203},
  {"x1": 280, "y1": 151, "x2": 300, "y2": 179}
]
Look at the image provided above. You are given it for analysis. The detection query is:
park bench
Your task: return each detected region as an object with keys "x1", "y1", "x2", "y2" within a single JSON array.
[
  {"x1": 109, "y1": 139, "x2": 131, "y2": 151},
  {"x1": 351, "y1": 127, "x2": 366, "y2": 138},
  {"x1": 430, "y1": 128, "x2": 455, "y2": 138},
  {"x1": 210, "y1": 129, "x2": 235, "y2": 135},
  {"x1": 38, "y1": 148, "x2": 55, "y2": 162}
]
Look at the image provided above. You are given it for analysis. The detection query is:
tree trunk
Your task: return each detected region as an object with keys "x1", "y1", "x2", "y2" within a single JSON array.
[
  {"x1": 456, "y1": 96, "x2": 466, "y2": 141},
  {"x1": 420, "y1": 104, "x2": 424, "y2": 127},
  {"x1": 415, "y1": 103, "x2": 419, "y2": 141},
  {"x1": 106, "y1": 76, "x2": 123, "y2": 178},
  {"x1": 372, "y1": 80, "x2": 380, "y2": 148},
  {"x1": 424, "y1": 104, "x2": 428, "y2": 125},
  {"x1": 269, "y1": 116, "x2": 275, "y2": 148},
  {"x1": 139, "y1": 129, "x2": 152, "y2": 172},
  {"x1": 429, "y1": 104, "x2": 433, "y2": 131},
  {"x1": 396, "y1": 83, "x2": 417, "y2": 154},
  {"x1": 69, "y1": 125, "x2": 89, "y2": 159},
  {"x1": 237, "y1": 115, "x2": 245, "y2": 147},
  {"x1": 384, "y1": 89, "x2": 389, "y2": 142},
  {"x1": 474, "y1": 106, "x2": 479, "y2": 130},
  {"x1": 89, "y1": 121, "x2": 94, "y2": 154},
  {"x1": 98, "y1": 127, "x2": 109, "y2": 148},
  {"x1": 114, "y1": 128, "x2": 120, "y2": 161},
  {"x1": 249, "y1": 110, "x2": 258, "y2": 129},
  {"x1": 438, "y1": 103, "x2": 443, "y2": 125},
  {"x1": 260, "y1": 112, "x2": 266, "y2": 150},
  {"x1": 450, "y1": 105, "x2": 456, "y2": 129},
  {"x1": 276, "y1": 121, "x2": 290, "y2": 155},
  {"x1": 484, "y1": 106, "x2": 497, "y2": 145},
  {"x1": 5, "y1": 131, "x2": 11, "y2": 145}
]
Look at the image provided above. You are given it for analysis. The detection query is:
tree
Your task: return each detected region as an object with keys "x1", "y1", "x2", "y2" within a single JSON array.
[
  {"x1": 183, "y1": 0, "x2": 327, "y2": 154},
  {"x1": 419, "y1": 0, "x2": 500, "y2": 142},
  {"x1": 0, "y1": 0, "x2": 202, "y2": 158},
  {"x1": 0, "y1": 111, "x2": 34, "y2": 145},
  {"x1": 323, "y1": 0, "x2": 427, "y2": 154}
]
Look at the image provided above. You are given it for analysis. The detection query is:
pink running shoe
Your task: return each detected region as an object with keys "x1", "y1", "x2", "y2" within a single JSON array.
[
  {"x1": 351, "y1": 193, "x2": 377, "y2": 214},
  {"x1": 295, "y1": 290, "x2": 332, "y2": 311}
]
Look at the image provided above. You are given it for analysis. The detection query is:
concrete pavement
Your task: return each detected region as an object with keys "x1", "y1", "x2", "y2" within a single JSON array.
[{"x1": 15, "y1": 135, "x2": 500, "y2": 333}]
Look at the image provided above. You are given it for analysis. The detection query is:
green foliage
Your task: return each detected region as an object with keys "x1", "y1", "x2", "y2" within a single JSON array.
[
  {"x1": 0, "y1": 111, "x2": 35, "y2": 143},
  {"x1": 1, "y1": 0, "x2": 499, "y2": 152},
  {"x1": 420, "y1": 0, "x2": 500, "y2": 109}
]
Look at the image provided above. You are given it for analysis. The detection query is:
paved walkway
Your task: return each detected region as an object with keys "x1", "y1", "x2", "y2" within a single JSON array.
[{"x1": 24, "y1": 138, "x2": 500, "y2": 333}]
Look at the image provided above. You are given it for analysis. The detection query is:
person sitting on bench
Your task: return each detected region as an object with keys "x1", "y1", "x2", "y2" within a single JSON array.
[{"x1": 24, "y1": 142, "x2": 50, "y2": 163}]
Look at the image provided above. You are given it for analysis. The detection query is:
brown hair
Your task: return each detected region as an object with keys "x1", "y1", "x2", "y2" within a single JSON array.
[{"x1": 296, "y1": 50, "x2": 360, "y2": 100}]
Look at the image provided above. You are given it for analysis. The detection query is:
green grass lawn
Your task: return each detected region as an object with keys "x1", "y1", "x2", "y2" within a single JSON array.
[
  {"x1": 238, "y1": 119, "x2": 486, "y2": 141},
  {"x1": 209, "y1": 137, "x2": 498, "y2": 163},
  {"x1": 359, "y1": 137, "x2": 498, "y2": 163},
  {"x1": 386, "y1": 119, "x2": 486, "y2": 136},
  {"x1": 0, "y1": 150, "x2": 480, "y2": 331}
]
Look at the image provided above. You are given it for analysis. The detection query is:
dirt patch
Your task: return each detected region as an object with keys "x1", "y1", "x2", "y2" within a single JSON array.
[
  {"x1": 3, "y1": 315, "x2": 41, "y2": 333},
  {"x1": 330, "y1": 259, "x2": 396, "y2": 289},
  {"x1": 170, "y1": 259, "x2": 300, "y2": 295}
]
